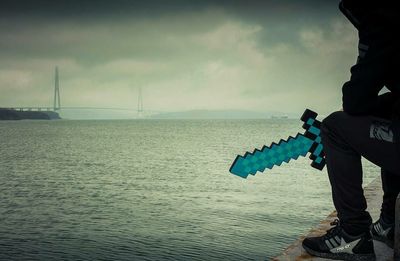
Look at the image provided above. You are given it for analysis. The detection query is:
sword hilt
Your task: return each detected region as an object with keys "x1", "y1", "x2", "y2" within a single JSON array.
[{"x1": 301, "y1": 109, "x2": 325, "y2": 170}]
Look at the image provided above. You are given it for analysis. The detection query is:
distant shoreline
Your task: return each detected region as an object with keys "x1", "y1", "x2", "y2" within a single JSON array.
[
  {"x1": 0, "y1": 108, "x2": 61, "y2": 120},
  {"x1": 149, "y1": 109, "x2": 295, "y2": 120}
]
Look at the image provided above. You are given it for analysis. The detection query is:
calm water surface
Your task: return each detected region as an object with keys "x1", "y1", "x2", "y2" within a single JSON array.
[{"x1": 0, "y1": 119, "x2": 379, "y2": 260}]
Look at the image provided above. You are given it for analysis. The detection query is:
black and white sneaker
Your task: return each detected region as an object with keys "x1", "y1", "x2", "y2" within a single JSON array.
[
  {"x1": 302, "y1": 219, "x2": 376, "y2": 261},
  {"x1": 370, "y1": 218, "x2": 394, "y2": 249}
]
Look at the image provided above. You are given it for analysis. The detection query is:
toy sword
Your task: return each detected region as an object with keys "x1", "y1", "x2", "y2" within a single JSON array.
[{"x1": 229, "y1": 109, "x2": 325, "y2": 178}]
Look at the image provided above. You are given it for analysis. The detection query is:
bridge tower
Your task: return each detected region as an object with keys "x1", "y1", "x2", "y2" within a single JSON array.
[
  {"x1": 137, "y1": 87, "x2": 143, "y2": 117},
  {"x1": 53, "y1": 66, "x2": 61, "y2": 111}
]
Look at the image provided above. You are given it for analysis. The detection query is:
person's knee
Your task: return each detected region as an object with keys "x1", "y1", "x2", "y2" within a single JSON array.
[{"x1": 321, "y1": 111, "x2": 347, "y2": 135}]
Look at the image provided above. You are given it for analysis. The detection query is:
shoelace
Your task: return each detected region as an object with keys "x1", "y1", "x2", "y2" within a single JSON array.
[
  {"x1": 323, "y1": 219, "x2": 341, "y2": 240},
  {"x1": 330, "y1": 219, "x2": 339, "y2": 227}
]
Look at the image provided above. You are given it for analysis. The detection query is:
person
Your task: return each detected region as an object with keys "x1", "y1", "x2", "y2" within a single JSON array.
[{"x1": 301, "y1": 1, "x2": 400, "y2": 260}]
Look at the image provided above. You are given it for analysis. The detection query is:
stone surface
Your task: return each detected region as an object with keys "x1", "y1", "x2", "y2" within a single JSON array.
[{"x1": 272, "y1": 178, "x2": 394, "y2": 261}]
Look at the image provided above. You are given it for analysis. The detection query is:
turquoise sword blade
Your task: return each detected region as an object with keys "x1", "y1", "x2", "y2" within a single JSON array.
[
  {"x1": 229, "y1": 109, "x2": 325, "y2": 179},
  {"x1": 229, "y1": 134, "x2": 313, "y2": 178}
]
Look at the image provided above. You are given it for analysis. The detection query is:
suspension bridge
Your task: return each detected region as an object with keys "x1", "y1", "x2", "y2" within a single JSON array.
[{"x1": 2, "y1": 67, "x2": 157, "y2": 117}]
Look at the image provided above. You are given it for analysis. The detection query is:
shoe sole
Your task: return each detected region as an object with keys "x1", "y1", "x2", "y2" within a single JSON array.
[
  {"x1": 371, "y1": 234, "x2": 394, "y2": 249},
  {"x1": 302, "y1": 244, "x2": 376, "y2": 261}
]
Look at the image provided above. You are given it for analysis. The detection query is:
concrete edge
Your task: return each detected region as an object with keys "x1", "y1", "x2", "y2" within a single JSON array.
[{"x1": 272, "y1": 178, "x2": 394, "y2": 261}]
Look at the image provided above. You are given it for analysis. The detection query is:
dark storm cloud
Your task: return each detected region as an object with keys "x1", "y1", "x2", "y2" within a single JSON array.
[
  {"x1": 0, "y1": 0, "x2": 356, "y2": 115},
  {"x1": 1, "y1": 0, "x2": 337, "y2": 19},
  {"x1": 0, "y1": 0, "x2": 339, "y2": 62}
]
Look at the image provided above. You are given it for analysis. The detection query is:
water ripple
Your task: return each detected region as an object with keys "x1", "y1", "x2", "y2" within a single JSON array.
[{"x1": 0, "y1": 120, "x2": 379, "y2": 260}]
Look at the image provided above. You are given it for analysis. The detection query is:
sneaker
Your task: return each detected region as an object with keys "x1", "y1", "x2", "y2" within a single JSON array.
[
  {"x1": 370, "y1": 218, "x2": 394, "y2": 249},
  {"x1": 302, "y1": 219, "x2": 376, "y2": 261}
]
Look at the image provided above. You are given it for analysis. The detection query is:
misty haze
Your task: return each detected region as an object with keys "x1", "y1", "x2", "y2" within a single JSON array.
[
  {"x1": 0, "y1": 0, "x2": 359, "y2": 119},
  {"x1": 0, "y1": 1, "x2": 385, "y2": 261}
]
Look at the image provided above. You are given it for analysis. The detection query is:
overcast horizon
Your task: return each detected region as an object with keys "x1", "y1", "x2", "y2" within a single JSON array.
[{"x1": 0, "y1": 0, "x2": 358, "y2": 116}]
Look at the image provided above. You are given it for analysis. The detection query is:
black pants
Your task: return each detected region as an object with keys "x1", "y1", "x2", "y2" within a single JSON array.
[{"x1": 321, "y1": 111, "x2": 400, "y2": 235}]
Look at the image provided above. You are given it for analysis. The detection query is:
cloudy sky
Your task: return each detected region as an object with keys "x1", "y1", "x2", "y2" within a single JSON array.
[{"x1": 0, "y1": 0, "x2": 359, "y2": 115}]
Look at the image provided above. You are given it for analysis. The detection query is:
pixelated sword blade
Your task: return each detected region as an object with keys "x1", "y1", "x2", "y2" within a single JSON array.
[{"x1": 229, "y1": 133, "x2": 314, "y2": 178}]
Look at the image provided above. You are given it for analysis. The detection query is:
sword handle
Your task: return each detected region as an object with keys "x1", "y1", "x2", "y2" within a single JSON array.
[
  {"x1": 301, "y1": 109, "x2": 317, "y2": 121},
  {"x1": 301, "y1": 109, "x2": 326, "y2": 170}
]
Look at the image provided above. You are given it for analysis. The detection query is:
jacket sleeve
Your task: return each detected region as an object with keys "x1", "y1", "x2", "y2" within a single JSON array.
[
  {"x1": 342, "y1": 31, "x2": 393, "y2": 115},
  {"x1": 342, "y1": 56, "x2": 385, "y2": 115}
]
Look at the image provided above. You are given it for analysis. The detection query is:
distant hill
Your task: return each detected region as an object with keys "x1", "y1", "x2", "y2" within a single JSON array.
[
  {"x1": 0, "y1": 109, "x2": 61, "y2": 120},
  {"x1": 149, "y1": 110, "x2": 296, "y2": 119}
]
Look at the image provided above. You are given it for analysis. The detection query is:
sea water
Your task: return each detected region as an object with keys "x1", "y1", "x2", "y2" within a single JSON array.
[{"x1": 0, "y1": 119, "x2": 379, "y2": 260}]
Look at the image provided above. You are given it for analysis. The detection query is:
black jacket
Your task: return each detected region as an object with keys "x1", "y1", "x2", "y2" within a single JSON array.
[
  {"x1": 339, "y1": 0, "x2": 400, "y2": 114},
  {"x1": 339, "y1": 0, "x2": 400, "y2": 144},
  {"x1": 339, "y1": 1, "x2": 398, "y2": 32}
]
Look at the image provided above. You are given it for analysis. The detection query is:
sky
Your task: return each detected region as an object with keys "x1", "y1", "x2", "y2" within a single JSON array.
[{"x1": 0, "y1": 0, "x2": 359, "y2": 116}]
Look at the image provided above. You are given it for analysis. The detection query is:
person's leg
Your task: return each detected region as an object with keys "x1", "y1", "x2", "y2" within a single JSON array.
[
  {"x1": 302, "y1": 111, "x2": 399, "y2": 259},
  {"x1": 321, "y1": 111, "x2": 400, "y2": 235},
  {"x1": 369, "y1": 168, "x2": 400, "y2": 248},
  {"x1": 380, "y1": 169, "x2": 400, "y2": 224}
]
